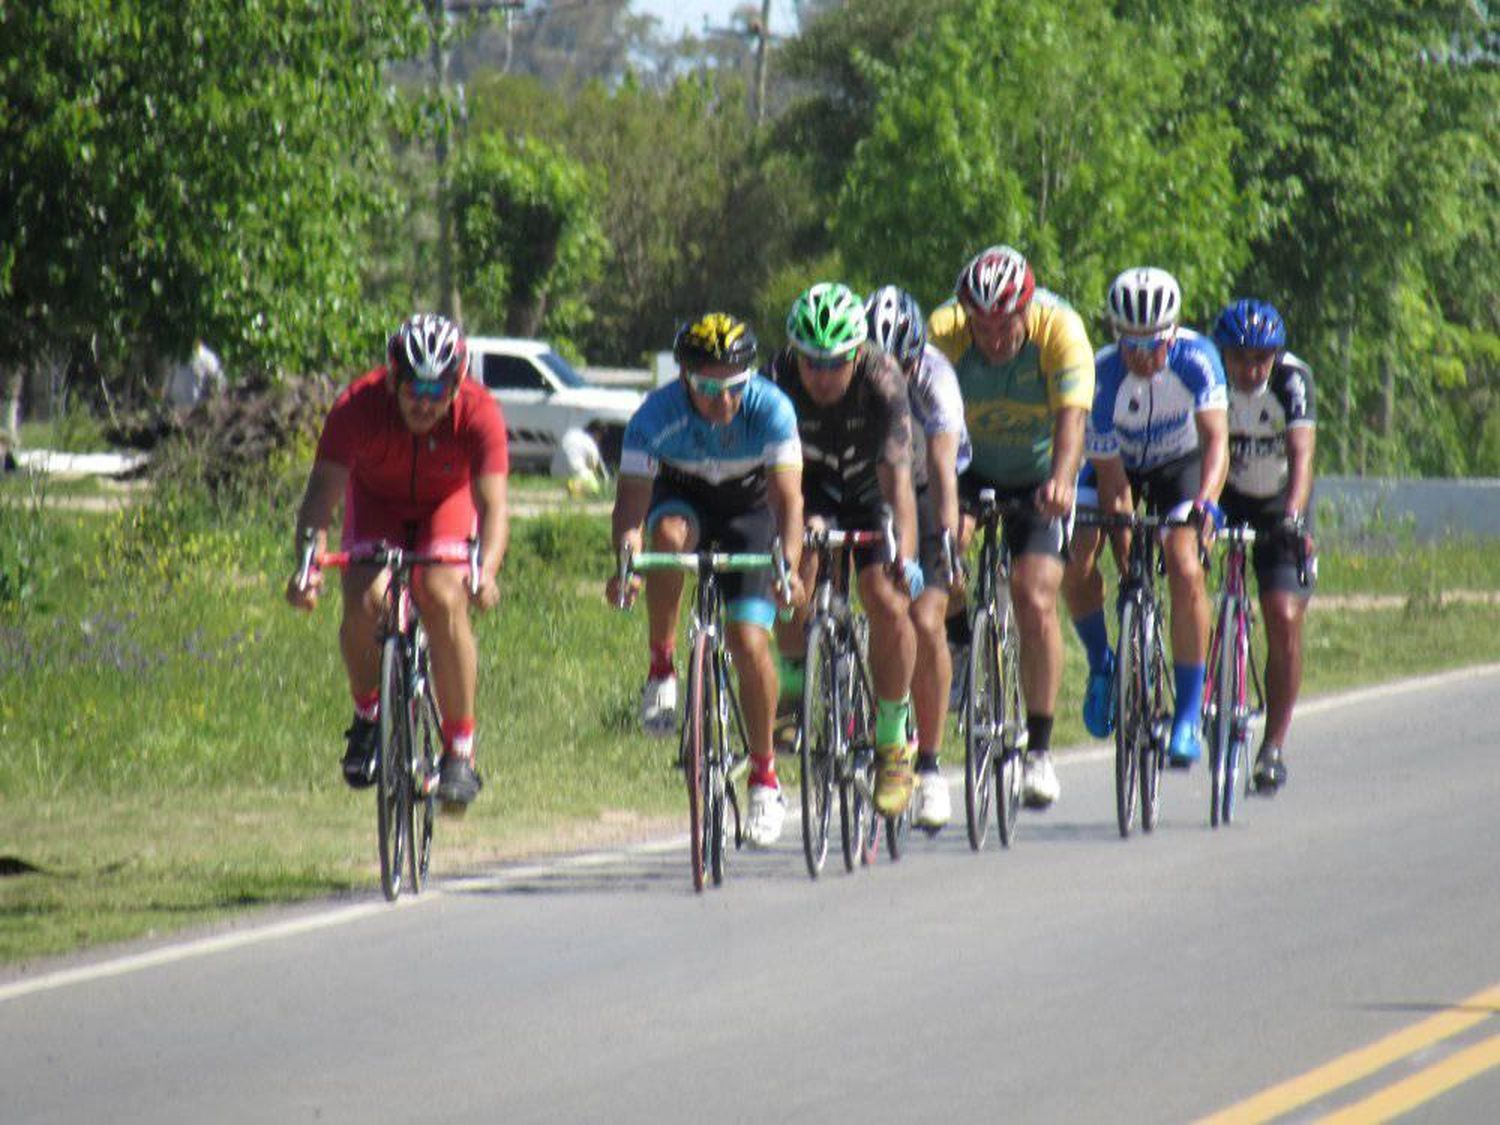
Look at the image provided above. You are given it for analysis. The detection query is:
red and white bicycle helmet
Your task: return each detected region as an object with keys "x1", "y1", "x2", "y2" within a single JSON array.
[{"x1": 955, "y1": 245, "x2": 1035, "y2": 315}]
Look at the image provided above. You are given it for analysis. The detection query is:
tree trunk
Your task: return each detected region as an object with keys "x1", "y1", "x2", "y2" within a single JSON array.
[{"x1": 3, "y1": 367, "x2": 21, "y2": 445}]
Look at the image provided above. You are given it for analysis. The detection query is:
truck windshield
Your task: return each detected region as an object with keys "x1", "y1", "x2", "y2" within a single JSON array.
[{"x1": 540, "y1": 351, "x2": 587, "y2": 389}]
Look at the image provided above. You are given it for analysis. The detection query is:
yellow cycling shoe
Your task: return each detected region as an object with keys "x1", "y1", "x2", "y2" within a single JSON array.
[{"x1": 874, "y1": 742, "x2": 914, "y2": 817}]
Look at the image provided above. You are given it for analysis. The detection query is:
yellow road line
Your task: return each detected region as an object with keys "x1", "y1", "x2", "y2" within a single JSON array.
[
  {"x1": 1195, "y1": 983, "x2": 1500, "y2": 1124},
  {"x1": 1316, "y1": 1032, "x2": 1500, "y2": 1123}
]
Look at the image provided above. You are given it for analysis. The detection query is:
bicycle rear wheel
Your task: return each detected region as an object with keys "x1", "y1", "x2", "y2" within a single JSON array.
[
  {"x1": 683, "y1": 632, "x2": 711, "y2": 892},
  {"x1": 964, "y1": 607, "x2": 999, "y2": 851},
  {"x1": 995, "y1": 602, "x2": 1024, "y2": 848},
  {"x1": 707, "y1": 649, "x2": 729, "y2": 887},
  {"x1": 1222, "y1": 613, "x2": 1250, "y2": 826},
  {"x1": 409, "y1": 652, "x2": 440, "y2": 892},
  {"x1": 1140, "y1": 610, "x2": 1168, "y2": 834},
  {"x1": 1114, "y1": 599, "x2": 1141, "y2": 838},
  {"x1": 800, "y1": 623, "x2": 837, "y2": 878},
  {"x1": 836, "y1": 647, "x2": 868, "y2": 872},
  {"x1": 376, "y1": 635, "x2": 409, "y2": 901},
  {"x1": 1208, "y1": 598, "x2": 1235, "y2": 829}
]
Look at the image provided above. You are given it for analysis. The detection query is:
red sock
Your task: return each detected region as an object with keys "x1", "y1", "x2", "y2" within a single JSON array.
[
  {"x1": 352, "y1": 689, "x2": 380, "y2": 722},
  {"x1": 441, "y1": 717, "x2": 475, "y2": 761},
  {"x1": 749, "y1": 753, "x2": 777, "y2": 788},
  {"x1": 648, "y1": 642, "x2": 675, "y2": 680}
]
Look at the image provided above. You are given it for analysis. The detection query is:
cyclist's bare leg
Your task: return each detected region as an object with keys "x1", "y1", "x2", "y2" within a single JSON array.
[
  {"x1": 1260, "y1": 589, "x2": 1307, "y2": 748},
  {"x1": 857, "y1": 563, "x2": 915, "y2": 701},
  {"x1": 910, "y1": 586, "x2": 952, "y2": 756},
  {"x1": 645, "y1": 513, "x2": 696, "y2": 657},
  {"x1": 727, "y1": 622, "x2": 777, "y2": 764},
  {"x1": 774, "y1": 548, "x2": 821, "y2": 662},
  {"x1": 1011, "y1": 553, "x2": 1065, "y2": 715},
  {"x1": 338, "y1": 564, "x2": 388, "y2": 700},
  {"x1": 412, "y1": 563, "x2": 477, "y2": 726},
  {"x1": 1164, "y1": 527, "x2": 1210, "y2": 664},
  {"x1": 1061, "y1": 525, "x2": 1105, "y2": 620}
]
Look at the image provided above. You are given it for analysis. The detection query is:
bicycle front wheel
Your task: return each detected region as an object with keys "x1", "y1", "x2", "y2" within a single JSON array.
[
  {"x1": 1114, "y1": 599, "x2": 1141, "y2": 838},
  {"x1": 1140, "y1": 609, "x2": 1168, "y2": 834},
  {"x1": 376, "y1": 635, "x2": 409, "y2": 901},
  {"x1": 683, "y1": 632, "x2": 711, "y2": 893},
  {"x1": 1222, "y1": 612, "x2": 1251, "y2": 826},
  {"x1": 800, "y1": 622, "x2": 837, "y2": 878},
  {"x1": 964, "y1": 607, "x2": 999, "y2": 851},
  {"x1": 1208, "y1": 598, "x2": 1235, "y2": 829},
  {"x1": 707, "y1": 648, "x2": 730, "y2": 887},
  {"x1": 996, "y1": 601, "x2": 1024, "y2": 848},
  {"x1": 409, "y1": 646, "x2": 441, "y2": 892}
]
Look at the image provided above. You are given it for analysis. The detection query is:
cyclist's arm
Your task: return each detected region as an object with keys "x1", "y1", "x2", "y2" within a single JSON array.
[
  {"x1": 292, "y1": 460, "x2": 348, "y2": 556},
  {"x1": 472, "y1": 471, "x2": 509, "y2": 588},
  {"x1": 610, "y1": 474, "x2": 654, "y2": 557},
  {"x1": 926, "y1": 431, "x2": 961, "y2": 541},
  {"x1": 1285, "y1": 424, "x2": 1315, "y2": 521},
  {"x1": 1038, "y1": 405, "x2": 1086, "y2": 517},
  {"x1": 878, "y1": 460, "x2": 919, "y2": 562},
  {"x1": 1093, "y1": 455, "x2": 1133, "y2": 575},
  {"x1": 1194, "y1": 408, "x2": 1229, "y2": 505},
  {"x1": 767, "y1": 466, "x2": 804, "y2": 576}
]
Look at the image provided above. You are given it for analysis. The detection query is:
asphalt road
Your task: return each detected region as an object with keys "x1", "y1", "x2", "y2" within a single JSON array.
[{"x1": 3, "y1": 666, "x2": 1496, "y2": 1124}]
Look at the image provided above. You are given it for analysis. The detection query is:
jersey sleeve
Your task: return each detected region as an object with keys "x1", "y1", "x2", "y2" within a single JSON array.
[
  {"x1": 1279, "y1": 354, "x2": 1316, "y2": 428},
  {"x1": 755, "y1": 379, "x2": 803, "y2": 472},
  {"x1": 1035, "y1": 300, "x2": 1096, "y2": 413},
  {"x1": 619, "y1": 391, "x2": 665, "y2": 480},
  {"x1": 914, "y1": 347, "x2": 966, "y2": 437},
  {"x1": 314, "y1": 371, "x2": 380, "y2": 468},
  {"x1": 869, "y1": 351, "x2": 913, "y2": 469},
  {"x1": 465, "y1": 386, "x2": 510, "y2": 477},
  {"x1": 1179, "y1": 336, "x2": 1228, "y2": 412},
  {"x1": 1086, "y1": 350, "x2": 1122, "y2": 460},
  {"x1": 925, "y1": 300, "x2": 971, "y2": 367}
]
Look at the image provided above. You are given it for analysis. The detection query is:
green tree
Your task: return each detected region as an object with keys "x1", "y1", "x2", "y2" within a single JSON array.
[
  {"x1": 448, "y1": 132, "x2": 606, "y2": 349},
  {"x1": 833, "y1": 0, "x2": 1247, "y2": 324},
  {"x1": 0, "y1": 0, "x2": 421, "y2": 389}
]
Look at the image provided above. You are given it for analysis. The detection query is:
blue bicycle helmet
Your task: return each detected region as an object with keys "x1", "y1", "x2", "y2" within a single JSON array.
[
  {"x1": 864, "y1": 285, "x2": 926, "y2": 368},
  {"x1": 1212, "y1": 299, "x2": 1286, "y2": 351}
]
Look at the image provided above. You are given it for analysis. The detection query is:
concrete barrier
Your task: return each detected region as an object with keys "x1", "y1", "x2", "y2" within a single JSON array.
[{"x1": 1316, "y1": 477, "x2": 1500, "y2": 541}]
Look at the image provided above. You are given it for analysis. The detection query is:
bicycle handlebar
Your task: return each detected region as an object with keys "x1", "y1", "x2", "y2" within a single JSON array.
[
  {"x1": 301, "y1": 536, "x2": 482, "y2": 596},
  {"x1": 617, "y1": 537, "x2": 793, "y2": 608}
]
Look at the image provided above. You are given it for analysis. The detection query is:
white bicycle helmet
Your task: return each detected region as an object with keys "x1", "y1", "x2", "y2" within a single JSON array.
[
  {"x1": 388, "y1": 313, "x2": 469, "y2": 384},
  {"x1": 1107, "y1": 267, "x2": 1182, "y2": 334}
]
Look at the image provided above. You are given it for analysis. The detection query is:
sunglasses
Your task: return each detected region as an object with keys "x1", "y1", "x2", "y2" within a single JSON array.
[
  {"x1": 800, "y1": 353, "x2": 851, "y2": 372},
  {"x1": 402, "y1": 376, "x2": 452, "y2": 401},
  {"x1": 688, "y1": 373, "x2": 751, "y2": 397},
  {"x1": 1120, "y1": 332, "x2": 1172, "y2": 354}
]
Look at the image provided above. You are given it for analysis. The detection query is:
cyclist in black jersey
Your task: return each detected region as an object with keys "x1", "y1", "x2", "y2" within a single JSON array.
[
  {"x1": 1213, "y1": 299, "x2": 1318, "y2": 793},
  {"x1": 770, "y1": 282, "x2": 924, "y2": 819}
]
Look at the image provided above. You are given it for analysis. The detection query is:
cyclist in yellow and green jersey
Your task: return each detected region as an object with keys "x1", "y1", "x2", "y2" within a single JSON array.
[{"x1": 927, "y1": 246, "x2": 1094, "y2": 809}]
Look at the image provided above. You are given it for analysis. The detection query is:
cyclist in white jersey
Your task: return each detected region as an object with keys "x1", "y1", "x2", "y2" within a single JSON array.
[
  {"x1": 1213, "y1": 298, "x2": 1317, "y2": 793},
  {"x1": 1063, "y1": 267, "x2": 1228, "y2": 768},
  {"x1": 865, "y1": 285, "x2": 971, "y2": 830}
]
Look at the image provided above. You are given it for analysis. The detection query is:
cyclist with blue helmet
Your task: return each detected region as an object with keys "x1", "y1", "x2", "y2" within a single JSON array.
[
  {"x1": 866, "y1": 284, "x2": 971, "y2": 830},
  {"x1": 1213, "y1": 298, "x2": 1318, "y2": 793},
  {"x1": 1063, "y1": 267, "x2": 1229, "y2": 769}
]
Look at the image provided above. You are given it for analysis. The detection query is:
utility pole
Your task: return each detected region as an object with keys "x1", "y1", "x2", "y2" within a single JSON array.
[
  {"x1": 431, "y1": 0, "x2": 524, "y2": 322},
  {"x1": 707, "y1": 1, "x2": 779, "y2": 126}
]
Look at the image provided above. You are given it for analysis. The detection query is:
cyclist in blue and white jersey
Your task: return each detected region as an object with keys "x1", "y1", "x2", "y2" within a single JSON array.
[
  {"x1": 1213, "y1": 298, "x2": 1317, "y2": 793},
  {"x1": 606, "y1": 313, "x2": 805, "y2": 846},
  {"x1": 1062, "y1": 267, "x2": 1229, "y2": 767},
  {"x1": 865, "y1": 284, "x2": 971, "y2": 830}
]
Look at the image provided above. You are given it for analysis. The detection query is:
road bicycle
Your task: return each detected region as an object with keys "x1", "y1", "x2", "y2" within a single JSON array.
[
  {"x1": 1078, "y1": 509, "x2": 1192, "y2": 838},
  {"x1": 797, "y1": 522, "x2": 889, "y2": 877},
  {"x1": 617, "y1": 543, "x2": 786, "y2": 893},
  {"x1": 1203, "y1": 524, "x2": 1264, "y2": 828},
  {"x1": 956, "y1": 491, "x2": 1029, "y2": 851},
  {"x1": 297, "y1": 532, "x2": 480, "y2": 901}
]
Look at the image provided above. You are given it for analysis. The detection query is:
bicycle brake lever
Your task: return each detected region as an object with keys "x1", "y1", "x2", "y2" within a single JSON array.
[
  {"x1": 467, "y1": 535, "x2": 482, "y2": 597},
  {"x1": 615, "y1": 543, "x2": 634, "y2": 610},
  {"x1": 294, "y1": 527, "x2": 317, "y2": 592},
  {"x1": 880, "y1": 504, "x2": 898, "y2": 567}
]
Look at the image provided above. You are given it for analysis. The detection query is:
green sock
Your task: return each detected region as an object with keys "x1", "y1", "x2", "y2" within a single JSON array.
[
  {"x1": 776, "y1": 652, "x2": 804, "y2": 701},
  {"x1": 876, "y1": 697, "x2": 910, "y2": 748}
]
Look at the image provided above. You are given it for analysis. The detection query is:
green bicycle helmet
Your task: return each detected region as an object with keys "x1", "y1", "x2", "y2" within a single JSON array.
[{"x1": 786, "y1": 282, "x2": 869, "y2": 361}]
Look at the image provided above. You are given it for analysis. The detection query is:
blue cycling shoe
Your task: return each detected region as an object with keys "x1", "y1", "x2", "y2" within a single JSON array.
[
  {"x1": 1167, "y1": 722, "x2": 1202, "y2": 768},
  {"x1": 1082, "y1": 650, "x2": 1115, "y2": 739}
]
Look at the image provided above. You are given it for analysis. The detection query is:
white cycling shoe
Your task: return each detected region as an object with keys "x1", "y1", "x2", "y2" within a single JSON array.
[
  {"x1": 913, "y1": 770, "x2": 952, "y2": 830},
  {"x1": 1022, "y1": 750, "x2": 1060, "y2": 809},
  {"x1": 639, "y1": 675, "x2": 678, "y2": 739},
  {"x1": 745, "y1": 783, "x2": 786, "y2": 848}
]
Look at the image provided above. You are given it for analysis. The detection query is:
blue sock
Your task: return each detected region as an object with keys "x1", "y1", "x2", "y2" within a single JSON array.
[
  {"x1": 1073, "y1": 610, "x2": 1112, "y2": 673},
  {"x1": 1173, "y1": 663, "x2": 1205, "y2": 730}
]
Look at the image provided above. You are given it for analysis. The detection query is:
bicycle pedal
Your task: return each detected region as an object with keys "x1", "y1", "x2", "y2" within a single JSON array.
[{"x1": 438, "y1": 798, "x2": 470, "y2": 818}]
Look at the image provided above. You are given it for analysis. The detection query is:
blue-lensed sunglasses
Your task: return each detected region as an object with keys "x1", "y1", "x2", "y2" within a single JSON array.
[
  {"x1": 1120, "y1": 331, "x2": 1172, "y2": 354},
  {"x1": 403, "y1": 375, "x2": 452, "y2": 401},
  {"x1": 688, "y1": 373, "x2": 751, "y2": 397}
]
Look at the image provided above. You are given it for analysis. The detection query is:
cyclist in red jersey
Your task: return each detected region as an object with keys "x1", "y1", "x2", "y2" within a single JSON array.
[{"x1": 284, "y1": 314, "x2": 510, "y2": 808}]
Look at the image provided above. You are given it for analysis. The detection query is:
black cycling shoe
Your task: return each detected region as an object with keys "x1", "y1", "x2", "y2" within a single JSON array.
[
  {"x1": 437, "y1": 754, "x2": 483, "y2": 811},
  {"x1": 341, "y1": 716, "x2": 379, "y2": 789},
  {"x1": 1252, "y1": 744, "x2": 1287, "y2": 794}
]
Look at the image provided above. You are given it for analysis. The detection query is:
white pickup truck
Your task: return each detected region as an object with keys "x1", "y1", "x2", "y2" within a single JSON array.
[{"x1": 467, "y1": 336, "x2": 643, "y2": 472}]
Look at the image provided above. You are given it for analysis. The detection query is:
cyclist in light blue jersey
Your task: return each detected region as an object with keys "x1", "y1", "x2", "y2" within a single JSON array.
[
  {"x1": 607, "y1": 313, "x2": 805, "y2": 847},
  {"x1": 1062, "y1": 268, "x2": 1228, "y2": 767}
]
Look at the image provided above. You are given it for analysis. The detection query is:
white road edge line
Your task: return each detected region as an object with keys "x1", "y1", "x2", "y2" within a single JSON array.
[{"x1": 4, "y1": 662, "x2": 1495, "y2": 1004}]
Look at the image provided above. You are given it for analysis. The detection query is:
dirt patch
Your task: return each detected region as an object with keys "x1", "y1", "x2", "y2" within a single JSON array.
[{"x1": 436, "y1": 808, "x2": 681, "y2": 872}]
